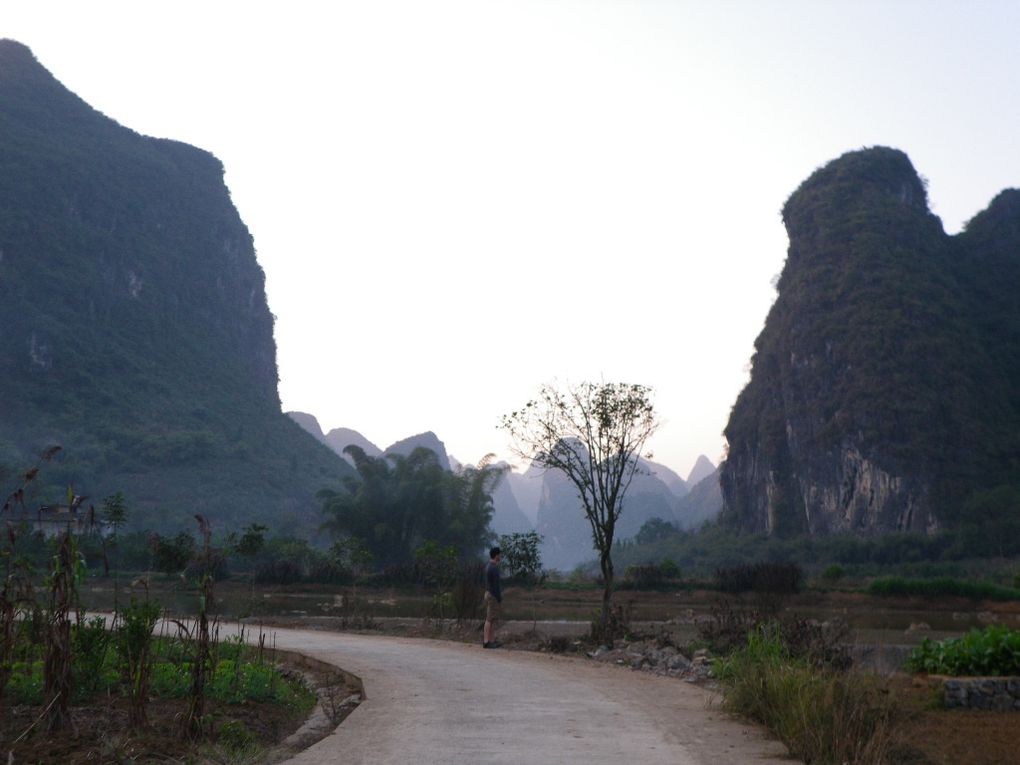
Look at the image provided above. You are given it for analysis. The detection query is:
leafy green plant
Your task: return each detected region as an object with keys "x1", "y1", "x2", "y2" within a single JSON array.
[
  {"x1": 150, "y1": 660, "x2": 191, "y2": 697},
  {"x1": 117, "y1": 597, "x2": 162, "y2": 728},
  {"x1": 6, "y1": 660, "x2": 44, "y2": 704},
  {"x1": 499, "y1": 531, "x2": 544, "y2": 584},
  {"x1": 906, "y1": 625, "x2": 1020, "y2": 676},
  {"x1": 72, "y1": 615, "x2": 114, "y2": 699}
]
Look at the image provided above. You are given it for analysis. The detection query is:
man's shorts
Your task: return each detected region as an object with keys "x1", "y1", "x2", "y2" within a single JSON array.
[{"x1": 484, "y1": 591, "x2": 501, "y2": 622}]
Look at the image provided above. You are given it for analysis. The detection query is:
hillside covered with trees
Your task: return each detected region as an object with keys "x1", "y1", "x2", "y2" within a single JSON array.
[
  {"x1": 0, "y1": 40, "x2": 352, "y2": 533},
  {"x1": 722, "y1": 147, "x2": 1020, "y2": 541}
]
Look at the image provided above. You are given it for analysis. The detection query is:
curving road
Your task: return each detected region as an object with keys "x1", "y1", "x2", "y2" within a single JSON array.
[{"x1": 265, "y1": 628, "x2": 793, "y2": 765}]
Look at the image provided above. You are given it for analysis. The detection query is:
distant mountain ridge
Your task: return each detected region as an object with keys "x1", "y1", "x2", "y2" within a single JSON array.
[
  {"x1": 285, "y1": 413, "x2": 714, "y2": 556},
  {"x1": 0, "y1": 40, "x2": 352, "y2": 533}
]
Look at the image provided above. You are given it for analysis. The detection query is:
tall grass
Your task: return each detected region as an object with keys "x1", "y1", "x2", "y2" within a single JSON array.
[{"x1": 714, "y1": 625, "x2": 897, "y2": 765}]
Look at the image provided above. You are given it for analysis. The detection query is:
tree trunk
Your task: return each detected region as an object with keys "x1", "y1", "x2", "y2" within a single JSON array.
[{"x1": 599, "y1": 552, "x2": 614, "y2": 647}]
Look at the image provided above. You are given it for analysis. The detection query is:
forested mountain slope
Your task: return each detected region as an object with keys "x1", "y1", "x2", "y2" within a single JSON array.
[{"x1": 0, "y1": 40, "x2": 352, "y2": 533}]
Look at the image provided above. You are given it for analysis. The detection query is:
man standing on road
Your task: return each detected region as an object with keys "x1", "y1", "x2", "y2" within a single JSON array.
[{"x1": 483, "y1": 546, "x2": 502, "y2": 649}]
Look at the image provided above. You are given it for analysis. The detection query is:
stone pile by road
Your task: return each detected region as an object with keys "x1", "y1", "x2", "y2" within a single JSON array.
[{"x1": 586, "y1": 639, "x2": 713, "y2": 684}]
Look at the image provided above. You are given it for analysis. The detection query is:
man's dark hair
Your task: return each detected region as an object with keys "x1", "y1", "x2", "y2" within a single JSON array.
[{"x1": 489, "y1": 546, "x2": 501, "y2": 559}]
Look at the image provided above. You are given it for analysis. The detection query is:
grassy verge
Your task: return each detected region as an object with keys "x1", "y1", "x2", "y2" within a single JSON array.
[{"x1": 713, "y1": 625, "x2": 898, "y2": 765}]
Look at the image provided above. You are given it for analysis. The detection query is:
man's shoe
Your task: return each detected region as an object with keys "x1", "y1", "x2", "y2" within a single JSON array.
[
  {"x1": 483, "y1": 642, "x2": 492, "y2": 649},
  {"x1": 489, "y1": 640, "x2": 503, "y2": 648}
]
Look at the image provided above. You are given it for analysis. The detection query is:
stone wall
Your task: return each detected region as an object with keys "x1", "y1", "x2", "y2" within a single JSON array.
[{"x1": 942, "y1": 677, "x2": 1020, "y2": 711}]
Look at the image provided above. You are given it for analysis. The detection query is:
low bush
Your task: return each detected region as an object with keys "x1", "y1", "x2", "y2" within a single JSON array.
[
  {"x1": 449, "y1": 562, "x2": 485, "y2": 624},
  {"x1": 821, "y1": 564, "x2": 846, "y2": 582},
  {"x1": 622, "y1": 564, "x2": 665, "y2": 589},
  {"x1": 906, "y1": 625, "x2": 1020, "y2": 676},
  {"x1": 254, "y1": 559, "x2": 303, "y2": 585},
  {"x1": 588, "y1": 602, "x2": 632, "y2": 646},
  {"x1": 715, "y1": 562, "x2": 803, "y2": 595},
  {"x1": 867, "y1": 576, "x2": 1020, "y2": 601},
  {"x1": 305, "y1": 560, "x2": 353, "y2": 584},
  {"x1": 715, "y1": 625, "x2": 897, "y2": 765},
  {"x1": 697, "y1": 597, "x2": 851, "y2": 669},
  {"x1": 72, "y1": 616, "x2": 115, "y2": 699},
  {"x1": 658, "y1": 558, "x2": 680, "y2": 580}
]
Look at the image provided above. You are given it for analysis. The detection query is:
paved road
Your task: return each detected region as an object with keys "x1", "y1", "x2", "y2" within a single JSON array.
[{"x1": 266, "y1": 628, "x2": 793, "y2": 765}]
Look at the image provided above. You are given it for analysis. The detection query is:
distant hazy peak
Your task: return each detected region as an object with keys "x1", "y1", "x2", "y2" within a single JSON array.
[
  {"x1": 287, "y1": 411, "x2": 326, "y2": 442},
  {"x1": 323, "y1": 427, "x2": 382, "y2": 463},
  {"x1": 384, "y1": 431, "x2": 451, "y2": 471},
  {"x1": 686, "y1": 455, "x2": 716, "y2": 486},
  {"x1": 639, "y1": 458, "x2": 688, "y2": 497}
]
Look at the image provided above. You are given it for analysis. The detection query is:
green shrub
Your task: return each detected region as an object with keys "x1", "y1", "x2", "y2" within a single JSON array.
[
  {"x1": 72, "y1": 616, "x2": 115, "y2": 699},
  {"x1": 499, "y1": 531, "x2": 544, "y2": 583},
  {"x1": 906, "y1": 625, "x2": 1020, "y2": 676},
  {"x1": 659, "y1": 558, "x2": 681, "y2": 580},
  {"x1": 821, "y1": 564, "x2": 846, "y2": 582},
  {"x1": 207, "y1": 658, "x2": 313, "y2": 711},
  {"x1": 867, "y1": 576, "x2": 1020, "y2": 601},
  {"x1": 716, "y1": 626, "x2": 896, "y2": 765}
]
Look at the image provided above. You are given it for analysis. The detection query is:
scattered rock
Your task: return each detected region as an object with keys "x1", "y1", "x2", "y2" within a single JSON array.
[{"x1": 585, "y1": 639, "x2": 713, "y2": 684}]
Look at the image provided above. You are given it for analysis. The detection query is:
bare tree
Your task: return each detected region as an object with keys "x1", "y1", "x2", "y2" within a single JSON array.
[{"x1": 500, "y1": 382, "x2": 659, "y2": 643}]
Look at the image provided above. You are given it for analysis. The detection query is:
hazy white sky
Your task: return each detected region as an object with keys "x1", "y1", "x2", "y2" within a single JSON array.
[{"x1": 5, "y1": 1, "x2": 1020, "y2": 479}]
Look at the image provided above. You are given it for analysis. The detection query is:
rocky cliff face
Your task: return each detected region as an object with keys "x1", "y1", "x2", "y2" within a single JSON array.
[{"x1": 721, "y1": 147, "x2": 1020, "y2": 537}]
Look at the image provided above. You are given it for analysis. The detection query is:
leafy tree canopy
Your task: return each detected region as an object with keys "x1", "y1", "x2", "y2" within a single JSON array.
[{"x1": 318, "y1": 447, "x2": 503, "y2": 567}]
